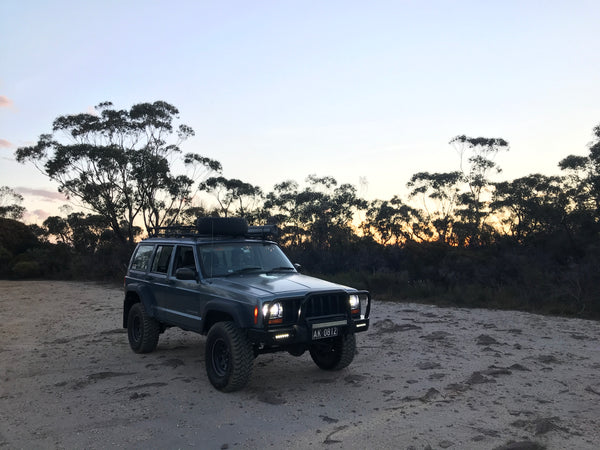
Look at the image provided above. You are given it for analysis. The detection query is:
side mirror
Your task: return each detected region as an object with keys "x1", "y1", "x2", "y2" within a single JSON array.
[
  {"x1": 293, "y1": 263, "x2": 302, "y2": 273},
  {"x1": 175, "y1": 267, "x2": 197, "y2": 280}
]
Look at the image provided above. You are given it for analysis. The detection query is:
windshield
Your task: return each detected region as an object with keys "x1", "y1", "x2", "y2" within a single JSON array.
[{"x1": 198, "y1": 242, "x2": 295, "y2": 278}]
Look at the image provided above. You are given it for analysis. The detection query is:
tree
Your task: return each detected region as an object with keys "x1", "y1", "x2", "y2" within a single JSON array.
[
  {"x1": 363, "y1": 197, "x2": 422, "y2": 245},
  {"x1": 264, "y1": 175, "x2": 367, "y2": 249},
  {"x1": 42, "y1": 212, "x2": 122, "y2": 254},
  {"x1": 201, "y1": 176, "x2": 263, "y2": 218},
  {"x1": 263, "y1": 180, "x2": 305, "y2": 246},
  {"x1": 492, "y1": 174, "x2": 567, "y2": 241},
  {"x1": 0, "y1": 186, "x2": 25, "y2": 220},
  {"x1": 15, "y1": 101, "x2": 221, "y2": 244},
  {"x1": 559, "y1": 123, "x2": 600, "y2": 220},
  {"x1": 450, "y1": 135, "x2": 509, "y2": 245},
  {"x1": 407, "y1": 171, "x2": 462, "y2": 243}
]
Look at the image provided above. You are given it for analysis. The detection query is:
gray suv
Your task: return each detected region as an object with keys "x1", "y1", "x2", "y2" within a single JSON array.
[{"x1": 123, "y1": 217, "x2": 371, "y2": 392}]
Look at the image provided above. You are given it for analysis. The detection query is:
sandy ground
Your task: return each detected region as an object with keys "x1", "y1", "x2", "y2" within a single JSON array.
[{"x1": 1, "y1": 280, "x2": 599, "y2": 450}]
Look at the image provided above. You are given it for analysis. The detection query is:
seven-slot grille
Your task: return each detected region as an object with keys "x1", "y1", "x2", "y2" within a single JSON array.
[
  {"x1": 304, "y1": 292, "x2": 347, "y2": 319},
  {"x1": 271, "y1": 292, "x2": 349, "y2": 326}
]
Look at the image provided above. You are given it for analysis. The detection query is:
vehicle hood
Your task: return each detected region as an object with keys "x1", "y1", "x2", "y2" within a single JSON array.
[{"x1": 208, "y1": 273, "x2": 351, "y2": 299}]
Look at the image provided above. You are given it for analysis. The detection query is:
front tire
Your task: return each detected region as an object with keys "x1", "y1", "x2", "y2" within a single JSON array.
[
  {"x1": 127, "y1": 303, "x2": 160, "y2": 353},
  {"x1": 309, "y1": 333, "x2": 356, "y2": 370},
  {"x1": 205, "y1": 322, "x2": 253, "y2": 392}
]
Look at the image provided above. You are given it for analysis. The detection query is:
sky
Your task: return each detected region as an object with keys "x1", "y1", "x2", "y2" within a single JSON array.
[{"x1": 1, "y1": 0, "x2": 599, "y2": 224}]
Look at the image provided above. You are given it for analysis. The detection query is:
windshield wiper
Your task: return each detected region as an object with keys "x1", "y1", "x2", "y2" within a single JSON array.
[
  {"x1": 266, "y1": 266, "x2": 295, "y2": 274},
  {"x1": 225, "y1": 267, "x2": 263, "y2": 276}
]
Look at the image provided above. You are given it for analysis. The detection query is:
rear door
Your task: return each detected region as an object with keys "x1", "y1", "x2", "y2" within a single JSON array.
[{"x1": 148, "y1": 244, "x2": 175, "y2": 323}]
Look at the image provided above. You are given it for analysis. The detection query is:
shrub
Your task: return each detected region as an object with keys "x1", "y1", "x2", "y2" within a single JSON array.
[{"x1": 11, "y1": 260, "x2": 41, "y2": 278}]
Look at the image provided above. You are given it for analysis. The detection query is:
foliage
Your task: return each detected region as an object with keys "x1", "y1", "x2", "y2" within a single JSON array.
[
  {"x1": 15, "y1": 101, "x2": 221, "y2": 244},
  {"x1": 201, "y1": 176, "x2": 263, "y2": 217},
  {"x1": 0, "y1": 217, "x2": 38, "y2": 255},
  {"x1": 7, "y1": 101, "x2": 600, "y2": 319},
  {"x1": 492, "y1": 174, "x2": 568, "y2": 242},
  {"x1": 406, "y1": 172, "x2": 462, "y2": 243},
  {"x1": 0, "y1": 186, "x2": 25, "y2": 220},
  {"x1": 450, "y1": 135, "x2": 509, "y2": 245}
]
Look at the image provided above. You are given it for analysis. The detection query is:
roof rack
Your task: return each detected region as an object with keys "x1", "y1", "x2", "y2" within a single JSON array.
[
  {"x1": 148, "y1": 224, "x2": 279, "y2": 240},
  {"x1": 149, "y1": 226, "x2": 198, "y2": 238},
  {"x1": 247, "y1": 225, "x2": 279, "y2": 239}
]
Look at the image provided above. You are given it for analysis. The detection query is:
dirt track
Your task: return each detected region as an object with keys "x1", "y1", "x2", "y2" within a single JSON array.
[{"x1": 1, "y1": 280, "x2": 599, "y2": 449}]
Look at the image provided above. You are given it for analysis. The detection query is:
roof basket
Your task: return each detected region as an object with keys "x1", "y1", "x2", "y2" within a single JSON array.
[
  {"x1": 149, "y1": 218, "x2": 279, "y2": 240},
  {"x1": 247, "y1": 225, "x2": 279, "y2": 239},
  {"x1": 149, "y1": 226, "x2": 197, "y2": 238}
]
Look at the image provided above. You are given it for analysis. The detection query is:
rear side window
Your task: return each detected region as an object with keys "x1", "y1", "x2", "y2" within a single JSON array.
[
  {"x1": 130, "y1": 245, "x2": 154, "y2": 272},
  {"x1": 151, "y1": 245, "x2": 174, "y2": 274}
]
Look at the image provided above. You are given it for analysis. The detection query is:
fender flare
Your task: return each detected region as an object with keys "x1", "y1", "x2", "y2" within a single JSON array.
[
  {"x1": 123, "y1": 282, "x2": 159, "y2": 328},
  {"x1": 201, "y1": 300, "x2": 254, "y2": 334}
]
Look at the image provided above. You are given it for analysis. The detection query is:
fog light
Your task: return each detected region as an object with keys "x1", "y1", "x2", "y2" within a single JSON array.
[{"x1": 274, "y1": 333, "x2": 290, "y2": 340}]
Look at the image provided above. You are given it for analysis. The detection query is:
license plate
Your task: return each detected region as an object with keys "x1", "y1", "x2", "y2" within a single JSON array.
[{"x1": 312, "y1": 326, "x2": 339, "y2": 340}]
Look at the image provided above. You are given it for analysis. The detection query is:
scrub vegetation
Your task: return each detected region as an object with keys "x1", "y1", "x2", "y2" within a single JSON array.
[{"x1": 2, "y1": 101, "x2": 599, "y2": 318}]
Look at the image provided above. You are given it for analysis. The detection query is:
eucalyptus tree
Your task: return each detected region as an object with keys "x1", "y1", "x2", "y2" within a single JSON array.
[
  {"x1": 263, "y1": 180, "x2": 305, "y2": 246},
  {"x1": 450, "y1": 135, "x2": 509, "y2": 245},
  {"x1": 492, "y1": 174, "x2": 567, "y2": 242},
  {"x1": 363, "y1": 196, "x2": 422, "y2": 245},
  {"x1": 264, "y1": 175, "x2": 366, "y2": 249},
  {"x1": 559, "y1": 123, "x2": 600, "y2": 219},
  {"x1": 0, "y1": 186, "x2": 25, "y2": 220},
  {"x1": 407, "y1": 171, "x2": 462, "y2": 243},
  {"x1": 15, "y1": 101, "x2": 221, "y2": 244},
  {"x1": 201, "y1": 176, "x2": 263, "y2": 218},
  {"x1": 42, "y1": 212, "x2": 117, "y2": 254}
]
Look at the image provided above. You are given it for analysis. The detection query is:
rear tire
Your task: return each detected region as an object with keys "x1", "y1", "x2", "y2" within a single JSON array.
[
  {"x1": 309, "y1": 333, "x2": 356, "y2": 370},
  {"x1": 205, "y1": 322, "x2": 253, "y2": 392},
  {"x1": 127, "y1": 303, "x2": 160, "y2": 353}
]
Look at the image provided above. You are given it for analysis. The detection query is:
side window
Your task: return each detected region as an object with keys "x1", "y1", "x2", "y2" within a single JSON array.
[
  {"x1": 150, "y1": 245, "x2": 174, "y2": 274},
  {"x1": 174, "y1": 246, "x2": 197, "y2": 272},
  {"x1": 130, "y1": 245, "x2": 154, "y2": 272}
]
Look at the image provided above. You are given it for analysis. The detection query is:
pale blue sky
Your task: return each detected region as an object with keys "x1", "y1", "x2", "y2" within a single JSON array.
[{"x1": 1, "y1": 0, "x2": 599, "y2": 223}]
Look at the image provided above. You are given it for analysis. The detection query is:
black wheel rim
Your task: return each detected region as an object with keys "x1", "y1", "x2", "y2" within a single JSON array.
[
  {"x1": 132, "y1": 315, "x2": 141, "y2": 343},
  {"x1": 211, "y1": 338, "x2": 229, "y2": 377}
]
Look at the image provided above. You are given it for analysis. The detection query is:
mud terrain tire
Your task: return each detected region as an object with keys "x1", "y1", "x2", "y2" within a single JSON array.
[
  {"x1": 206, "y1": 321, "x2": 253, "y2": 392},
  {"x1": 127, "y1": 303, "x2": 160, "y2": 353},
  {"x1": 309, "y1": 333, "x2": 356, "y2": 370}
]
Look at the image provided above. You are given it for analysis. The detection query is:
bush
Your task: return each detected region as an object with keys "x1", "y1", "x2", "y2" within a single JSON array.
[
  {"x1": 0, "y1": 218, "x2": 37, "y2": 254},
  {"x1": 11, "y1": 261, "x2": 41, "y2": 278}
]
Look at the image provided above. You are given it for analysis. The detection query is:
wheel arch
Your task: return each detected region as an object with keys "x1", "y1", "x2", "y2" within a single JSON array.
[
  {"x1": 202, "y1": 301, "x2": 253, "y2": 335},
  {"x1": 123, "y1": 285, "x2": 157, "y2": 328},
  {"x1": 123, "y1": 290, "x2": 141, "y2": 328}
]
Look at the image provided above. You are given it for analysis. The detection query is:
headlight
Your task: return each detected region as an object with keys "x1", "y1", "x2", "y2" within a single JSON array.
[
  {"x1": 349, "y1": 294, "x2": 360, "y2": 314},
  {"x1": 263, "y1": 302, "x2": 283, "y2": 324}
]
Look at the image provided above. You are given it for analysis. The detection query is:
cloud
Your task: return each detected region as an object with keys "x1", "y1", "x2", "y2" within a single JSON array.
[
  {"x1": 0, "y1": 95, "x2": 13, "y2": 108},
  {"x1": 15, "y1": 187, "x2": 68, "y2": 202},
  {"x1": 0, "y1": 139, "x2": 12, "y2": 148},
  {"x1": 86, "y1": 105, "x2": 100, "y2": 116},
  {"x1": 27, "y1": 209, "x2": 52, "y2": 222}
]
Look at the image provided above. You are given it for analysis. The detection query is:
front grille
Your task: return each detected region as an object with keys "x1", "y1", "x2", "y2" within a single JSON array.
[
  {"x1": 304, "y1": 292, "x2": 347, "y2": 319},
  {"x1": 267, "y1": 292, "x2": 349, "y2": 328},
  {"x1": 282, "y1": 298, "x2": 301, "y2": 323}
]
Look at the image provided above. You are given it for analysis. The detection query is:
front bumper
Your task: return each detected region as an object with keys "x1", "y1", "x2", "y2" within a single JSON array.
[{"x1": 247, "y1": 315, "x2": 370, "y2": 347}]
